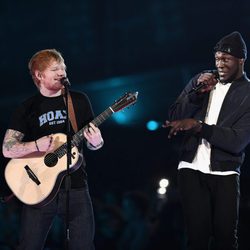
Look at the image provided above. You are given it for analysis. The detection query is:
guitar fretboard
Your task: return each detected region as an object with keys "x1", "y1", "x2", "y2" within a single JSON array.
[{"x1": 54, "y1": 107, "x2": 114, "y2": 158}]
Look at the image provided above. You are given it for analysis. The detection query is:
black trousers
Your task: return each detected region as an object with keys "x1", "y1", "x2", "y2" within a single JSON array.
[
  {"x1": 17, "y1": 187, "x2": 95, "y2": 250},
  {"x1": 178, "y1": 168, "x2": 239, "y2": 250}
]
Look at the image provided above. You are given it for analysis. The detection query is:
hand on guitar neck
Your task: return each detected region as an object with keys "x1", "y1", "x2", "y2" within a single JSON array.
[{"x1": 84, "y1": 122, "x2": 104, "y2": 150}]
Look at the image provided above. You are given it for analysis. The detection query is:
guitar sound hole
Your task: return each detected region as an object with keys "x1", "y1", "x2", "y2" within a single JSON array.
[{"x1": 44, "y1": 153, "x2": 58, "y2": 167}]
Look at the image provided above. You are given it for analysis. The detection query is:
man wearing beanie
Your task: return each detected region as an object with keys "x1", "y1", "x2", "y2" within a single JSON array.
[{"x1": 164, "y1": 31, "x2": 250, "y2": 250}]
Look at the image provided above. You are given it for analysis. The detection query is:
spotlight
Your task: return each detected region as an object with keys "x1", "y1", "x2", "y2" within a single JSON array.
[
  {"x1": 157, "y1": 187, "x2": 166, "y2": 195},
  {"x1": 113, "y1": 112, "x2": 127, "y2": 124},
  {"x1": 146, "y1": 120, "x2": 159, "y2": 131},
  {"x1": 159, "y1": 178, "x2": 169, "y2": 188},
  {"x1": 156, "y1": 178, "x2": 169, "y2": 200}
]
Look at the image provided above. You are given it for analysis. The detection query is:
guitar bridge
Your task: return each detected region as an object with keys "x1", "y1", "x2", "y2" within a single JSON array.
[{"x1": 24, "y1": 165, "x2": 41, "y2": 185}]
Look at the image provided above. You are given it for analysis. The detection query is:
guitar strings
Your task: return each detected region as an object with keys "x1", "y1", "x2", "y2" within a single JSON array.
[{"x1": 43, "y1": 109, "x2": 112, "y2": 166}]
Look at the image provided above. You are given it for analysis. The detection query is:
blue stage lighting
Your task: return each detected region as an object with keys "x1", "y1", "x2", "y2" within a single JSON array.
[
  {"x1": 113, "y1": 112, "x2": 127, "y2": 124},
  {"x1": 146, "y1": 120, "x2": 159, "y2": 131}
]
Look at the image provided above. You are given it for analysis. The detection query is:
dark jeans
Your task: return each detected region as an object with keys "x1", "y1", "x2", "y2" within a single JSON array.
[
  {"x1": 17, "y1": 186, "x2": 95, "y2": 250},
  {"x1": 178, "y1": 168, "x2": 239, "y2": 250}
]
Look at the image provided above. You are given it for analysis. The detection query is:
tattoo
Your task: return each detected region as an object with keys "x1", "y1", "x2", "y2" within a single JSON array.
[{"x1": 3, "y1": 129, "x2": 25, "y2": 151}]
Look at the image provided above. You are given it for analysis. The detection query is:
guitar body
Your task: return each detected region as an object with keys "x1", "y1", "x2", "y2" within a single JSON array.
[{"x1": 4, "y1": 133, "x2": 83, "y2": 207}]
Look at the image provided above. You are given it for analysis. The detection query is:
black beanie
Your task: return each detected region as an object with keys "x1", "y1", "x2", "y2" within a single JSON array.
[{"x1": 214, "y1": 31, "x2": 247, "y2": 59}]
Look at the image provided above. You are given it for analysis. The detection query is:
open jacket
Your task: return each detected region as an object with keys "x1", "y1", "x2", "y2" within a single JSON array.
[{"x1": 169, "y1": 73, "x2": 250, "y2": 173}]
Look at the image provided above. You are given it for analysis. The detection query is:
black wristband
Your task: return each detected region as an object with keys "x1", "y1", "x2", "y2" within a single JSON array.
[{"x1": 35, "y1": 140, "x2": 40, "y2": 152}]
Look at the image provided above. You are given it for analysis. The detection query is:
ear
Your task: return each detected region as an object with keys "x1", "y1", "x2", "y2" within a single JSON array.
[
  {"x1": 239, "y1": 59, "x2": 244, "y2": 65},
  {"x1": 34, "y1": 70, "x2": 42, "y2": 80}
]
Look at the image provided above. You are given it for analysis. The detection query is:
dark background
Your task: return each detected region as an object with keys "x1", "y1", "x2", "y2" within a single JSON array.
[{"x1": 1, "y1": 0, "x2": 250, "y2": 249}]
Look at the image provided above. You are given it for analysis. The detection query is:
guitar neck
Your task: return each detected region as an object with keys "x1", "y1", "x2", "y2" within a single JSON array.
[{"x1": 72, "y1": 106, "x2": 114, "y2": 146}]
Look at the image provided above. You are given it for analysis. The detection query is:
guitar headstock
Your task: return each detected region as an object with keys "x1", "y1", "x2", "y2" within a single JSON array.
[{"x1": 111, "y1": 92, "x2": 138, "y2": 112}]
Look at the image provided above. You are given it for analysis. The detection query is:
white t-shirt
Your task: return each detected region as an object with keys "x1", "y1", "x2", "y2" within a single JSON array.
[{"x1": 178, "y1": 81, "x2": 238, "y2": 175}]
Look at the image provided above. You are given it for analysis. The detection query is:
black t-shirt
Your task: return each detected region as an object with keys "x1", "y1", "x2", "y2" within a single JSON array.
[{"x1": 8, "y1": 90, "x2": 94, "y2": 188}]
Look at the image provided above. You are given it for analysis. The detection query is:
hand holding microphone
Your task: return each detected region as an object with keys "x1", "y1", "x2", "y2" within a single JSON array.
[{"x1": 189, "y1": 70, "x2": 219, "y2": 94}]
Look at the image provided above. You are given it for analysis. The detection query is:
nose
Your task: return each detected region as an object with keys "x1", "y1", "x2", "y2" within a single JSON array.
[
  {"x1": 216, "y1": 60, "x2": 225, "y2": 69},
  {"x1": 58, "y1": 69, "x2": 66, "y2": 77}
]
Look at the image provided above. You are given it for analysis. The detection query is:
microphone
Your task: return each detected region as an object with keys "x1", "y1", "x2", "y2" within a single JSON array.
[
  {"x1": 60, "y1": 77, "x2": 71, "y2": 87},
  {"x1": 188, "y1": 70, "x2": 219, "y2": 94}
]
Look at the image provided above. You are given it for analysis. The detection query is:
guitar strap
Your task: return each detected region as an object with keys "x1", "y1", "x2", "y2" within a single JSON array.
[
  {"x1": 62, "y1": 89, "x2": 87, "y2": 168},
  {"x1": 62, "y1": 89, "x2": 87, "y2": 170},
  {"x1": 62, "y1": 89, "x2": 78, "y2": 133}
]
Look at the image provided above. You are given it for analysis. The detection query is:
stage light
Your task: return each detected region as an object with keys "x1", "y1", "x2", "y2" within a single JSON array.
[
  {"x1": 157, "y1": 187, "x2": 166, "y2": 195},
  {"x1": 156, "y1": 178, "x2": 169, "y2": 199},
  {"x1": 159, "y1": 178, "x2": 169, "y2": 188},
  {"x1": 146, "y1": 120, "x2": 159, "y2": 131},
  {"x1": 113, "y1": 112, "x2": 127, "y2": 124}
]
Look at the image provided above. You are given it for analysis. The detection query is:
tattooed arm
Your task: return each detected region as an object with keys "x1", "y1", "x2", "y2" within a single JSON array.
[
  {"x1": 2, "y1": 129, "x2": 37, "y2": 158},
  {"x1": 2, "y1": 129, "x2": 54, "y2": 158}
]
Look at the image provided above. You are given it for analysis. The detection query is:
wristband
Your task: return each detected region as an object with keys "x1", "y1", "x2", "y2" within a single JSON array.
[{"x1": 35, "y1": 140, "x2": 40, "y2": 152}]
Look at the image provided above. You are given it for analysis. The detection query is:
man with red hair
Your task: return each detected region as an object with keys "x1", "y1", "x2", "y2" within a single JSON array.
[{"x1": 2, "y1": 49, "x2": 104, "y2": 249}]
